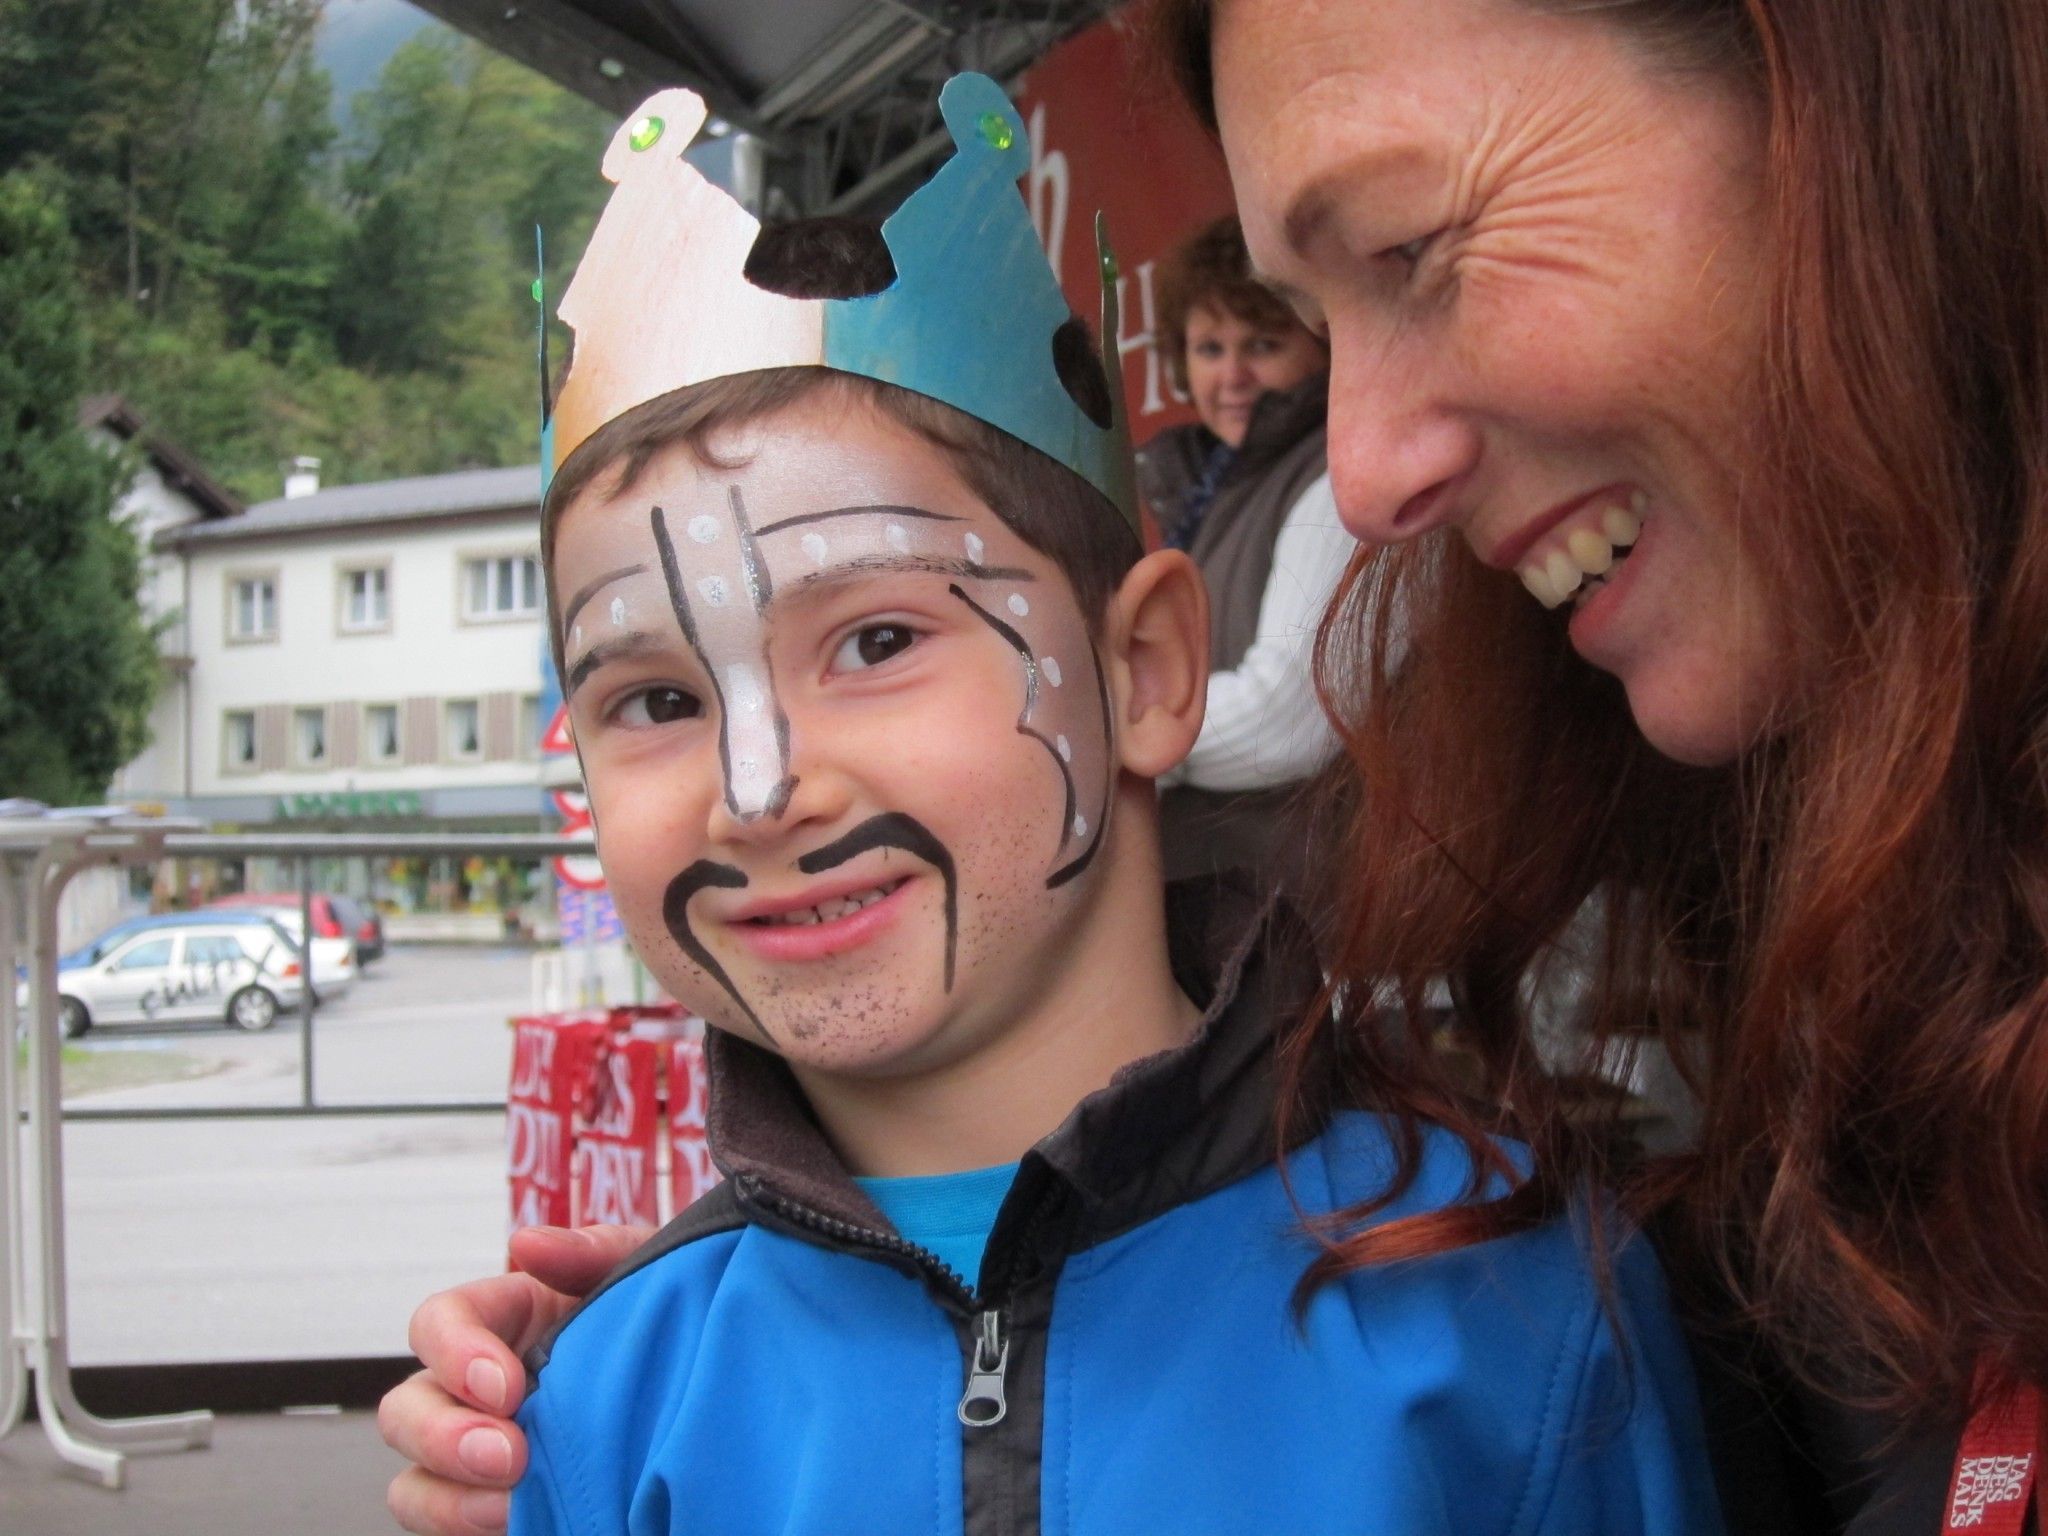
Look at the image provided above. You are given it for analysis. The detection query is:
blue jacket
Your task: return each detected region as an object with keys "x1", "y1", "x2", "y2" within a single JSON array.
[{"x1": 513, "y1": 885, "x2": 1724, "y2": 1536}]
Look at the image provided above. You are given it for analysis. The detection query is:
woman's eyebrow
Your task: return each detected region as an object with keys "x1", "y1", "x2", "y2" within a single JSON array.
[
  {"x1": 560, "y1": 563, "x2": 649, "y2": 633},
  {"x1": 752, "y1": 503, "x2": 965, "y2": 537},
  {"x1": 566, "y1": 630, "x2": 665, "y2": 698}
]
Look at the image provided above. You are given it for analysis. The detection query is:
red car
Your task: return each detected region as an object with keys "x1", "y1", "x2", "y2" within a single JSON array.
[{"x1": 205, "y1": 892, "x2": 386, "y2": 964}]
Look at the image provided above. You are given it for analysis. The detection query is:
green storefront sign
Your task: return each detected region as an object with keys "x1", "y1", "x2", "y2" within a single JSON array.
[{"x1": 274, "y1": 790, "x2": 426, "y2": 821}]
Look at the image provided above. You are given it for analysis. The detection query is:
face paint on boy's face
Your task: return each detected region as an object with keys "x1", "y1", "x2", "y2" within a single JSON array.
[{"x1": 553, "y1": 398, "x2": 1120, "y2": 1074}]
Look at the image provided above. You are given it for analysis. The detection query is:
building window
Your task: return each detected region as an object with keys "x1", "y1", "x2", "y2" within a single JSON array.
[
  {"x1": 518, "y1": 694, "x2": 543, "y2": 759},
  {"x1": 229, "y1": 575, "x2": 278, "y2": 641},
  {"x1": 224, "y1": 711, "x2": 257, "y2": 771},
  {"x1": 364, "y1": 704, "x2": 401, "y2": 765},
  {"x1": 340, "y1": 566, "x2": 390, "y2": 633},
  {"x1": 462, "y1": 554, "x2": 541, "y2": 620},
  {"x1": 294, "y1": 707, "x2": 328, "y2": 767},
  {"x1": 445, "y1": 698, "x2": 481, "y2": 760}
]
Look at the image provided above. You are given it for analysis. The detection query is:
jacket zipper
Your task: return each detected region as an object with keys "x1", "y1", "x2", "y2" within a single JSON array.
[
  {"x1": 957, "y1": 1309, "x2": 1008, "y2": 1427},
  {"x1": 748, "y1": 1178, "x2": 1045, "y2": 1536}
]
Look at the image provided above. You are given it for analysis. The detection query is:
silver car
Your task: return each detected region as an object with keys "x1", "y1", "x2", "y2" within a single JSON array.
[{"x1": 41, "y1": 918, "x2": 310, "y2": 1036}]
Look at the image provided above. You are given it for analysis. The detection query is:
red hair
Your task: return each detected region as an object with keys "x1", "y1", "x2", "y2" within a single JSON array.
[{"x1": 1147, "y1": 0, "x2": 2048, "y2": 1418}]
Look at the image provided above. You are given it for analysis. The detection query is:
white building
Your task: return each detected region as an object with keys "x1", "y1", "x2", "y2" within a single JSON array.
[
  {"x1": 156, "y1": 463, "x2": 549, "y2": 835},
  {"x1": 82, "y1": 396, "x2": 243, "y2": 814},
  {"x1": 108, "y1": 449, "x2": 560, "y2": 919}
]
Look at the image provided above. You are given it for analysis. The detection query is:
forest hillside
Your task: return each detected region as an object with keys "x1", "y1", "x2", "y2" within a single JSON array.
[{"x1": 0, "y1": 0, "x2": 612, "y2": 503}]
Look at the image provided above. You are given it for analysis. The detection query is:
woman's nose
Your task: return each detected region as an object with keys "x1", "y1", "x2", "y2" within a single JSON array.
[{"x1": 1323, "y1": 339, "x2": 1481, "y2": 546}]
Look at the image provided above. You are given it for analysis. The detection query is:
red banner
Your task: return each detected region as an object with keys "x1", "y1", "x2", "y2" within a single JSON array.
[
  {"x1": 1013, "y1": 17, "x2": 1239, "y2": 441},
  {"x1": 506, "y1": 1016, "x2": 604, "y2": 1232},
  {"x1": 667, "y1": 1036, "x2": 720, "y2": 1213},
  {"x1": 572, "y1": 1035, "x2": 662, "y2": 1228},
  {"x1": 508, "y1": 1008, "x2": 719, "y2": 1243}
]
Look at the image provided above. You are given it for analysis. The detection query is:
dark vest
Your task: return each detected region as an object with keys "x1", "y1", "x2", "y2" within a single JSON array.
[{"x1": 1137, "y1": 376, "x2": 1337, "y2": 907}]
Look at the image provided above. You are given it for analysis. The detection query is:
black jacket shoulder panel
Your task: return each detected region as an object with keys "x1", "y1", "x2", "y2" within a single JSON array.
[{"x1": 521, "y1": 1179, "x2": 748, "y2": 1384}]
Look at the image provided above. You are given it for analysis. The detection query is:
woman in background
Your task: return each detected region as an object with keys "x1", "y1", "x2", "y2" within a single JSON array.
[{"x1": 1141, "y1": 215, "x2": 1353, "y2": 906}]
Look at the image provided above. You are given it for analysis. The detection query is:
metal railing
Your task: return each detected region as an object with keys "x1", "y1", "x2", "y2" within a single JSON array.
[
  {"x1": 1, "y1": 818, "x2": 600, "y2": 1486},
  {"x1": 54, "y1": 831, "x2": 597, "y2": 1125}
]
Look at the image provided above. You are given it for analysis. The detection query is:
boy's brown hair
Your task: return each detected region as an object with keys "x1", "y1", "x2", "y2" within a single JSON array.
[{"x1": 543, "y1": 217, "x2": 1142, "y2": 676}]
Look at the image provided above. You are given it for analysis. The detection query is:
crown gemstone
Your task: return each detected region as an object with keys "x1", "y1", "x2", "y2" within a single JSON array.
[
  {"x1": 977, "y1": 111, "x2": 1014, "y2": 151},
  {"x1": 628, "y1": 115, "x2": 664, "y2": 152},
  {"x1": 531, "y1": 278, "x2": 543, "y2": 301}
]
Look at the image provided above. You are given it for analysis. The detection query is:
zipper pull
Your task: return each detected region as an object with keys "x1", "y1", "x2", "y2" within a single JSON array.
[{"x1": 956, "y1": 1309, "x2": 1008, "y2": 1428}]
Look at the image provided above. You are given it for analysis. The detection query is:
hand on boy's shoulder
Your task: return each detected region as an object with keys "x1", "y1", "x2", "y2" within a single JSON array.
[{"x1": 383, "y1": 1224, "x2": 652, "y2": 1536}]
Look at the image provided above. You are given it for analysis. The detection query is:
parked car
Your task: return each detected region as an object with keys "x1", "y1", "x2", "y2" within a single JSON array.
[
  {"x1": 63, "y1": 909, "x2": 356, "y2": 1002},
  {"x1": 206, "y1": 890, "x2": 383, "y2": 965},
  {"x1": 327, "y1": 893, "x2": 386, "y2": 964},
  {"x1": 31, "y1": 916, "x2": 311, "y2": 1036}
]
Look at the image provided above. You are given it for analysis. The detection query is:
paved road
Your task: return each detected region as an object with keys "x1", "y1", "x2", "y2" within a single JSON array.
[{"x1": 46, "y1": 947, "x2": 542, "y2": 1365}]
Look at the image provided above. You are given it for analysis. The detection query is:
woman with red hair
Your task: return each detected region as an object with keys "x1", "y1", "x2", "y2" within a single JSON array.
[
  {"x1": 383, "y1": 3, "x2": 2046, "y2": 1531},
  {"x1": 1146, "y1": 0, "x2": 2048, "y2": 1530}
]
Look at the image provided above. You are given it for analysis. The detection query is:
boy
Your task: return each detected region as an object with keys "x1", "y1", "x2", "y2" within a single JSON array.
[{"x1": 395, "y1": 76, "x2": 1723, "y2": 1536}]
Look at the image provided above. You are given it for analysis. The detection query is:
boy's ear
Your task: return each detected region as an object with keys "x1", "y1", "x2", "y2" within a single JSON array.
[{"x1": 1104, "y1": 549, "x2": 1208, "y2": 778}]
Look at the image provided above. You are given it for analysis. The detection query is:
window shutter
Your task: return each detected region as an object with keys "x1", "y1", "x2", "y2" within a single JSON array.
[
  {"x1": 330, "y1": 702, "x2": 359, "y2": 768},
  {"x1": 483, "y1": 691, "x2": 518, "y2": 760},
  {"x1": 404, "y1": 697, "x2": 439, "y2": 765},
  {"x1": 256, "y1": 705, "x2": 289, "y2": 772}
]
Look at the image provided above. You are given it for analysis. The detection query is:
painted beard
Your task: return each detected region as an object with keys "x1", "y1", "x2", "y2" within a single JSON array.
[{"x1": 662, "y1": 811, "x2": 957, "y2": 1044}]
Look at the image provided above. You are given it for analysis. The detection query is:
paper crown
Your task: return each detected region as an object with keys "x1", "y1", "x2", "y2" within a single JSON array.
[{"x1": 541, "y1": 73, "x2": 1137, "y2": 529}]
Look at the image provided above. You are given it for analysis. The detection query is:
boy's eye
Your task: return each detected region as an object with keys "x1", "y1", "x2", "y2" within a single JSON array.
[
  {"x1": 831, "y1": 623, "x2": 916, "y2": 673},
  {"x1": 614, "y1": 686, "x2": 702, "y2": 727}
]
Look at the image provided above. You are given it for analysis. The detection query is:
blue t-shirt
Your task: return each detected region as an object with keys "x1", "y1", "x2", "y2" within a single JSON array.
[{"x1": 853, "y1": 1161, "x2": 1017, "y2": 1286}]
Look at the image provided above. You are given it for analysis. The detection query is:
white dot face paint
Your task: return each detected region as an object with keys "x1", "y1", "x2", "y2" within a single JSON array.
[
  {"x1": 610, "y1": 596, "x2": 626, "y2": 627},
  {"x1": 550, "y1": 394, "x2": 1123, "y2": 1086}
]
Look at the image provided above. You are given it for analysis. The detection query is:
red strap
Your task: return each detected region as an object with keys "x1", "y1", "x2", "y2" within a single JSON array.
[{"x1": 1943, "y1": 1362, "x2": 2041, "y2": 1535}]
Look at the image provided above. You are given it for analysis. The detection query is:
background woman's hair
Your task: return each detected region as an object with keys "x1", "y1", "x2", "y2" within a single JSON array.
[
  {"x1": 1152, "y1": 213, "x2": 1312, "y2": 390},
  {"x1": 1145, "y1": 0, "x2": 2048, "y2": 1418}
]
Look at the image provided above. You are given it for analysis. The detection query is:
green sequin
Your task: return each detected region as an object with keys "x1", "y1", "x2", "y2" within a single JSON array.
[
  {"x1": 976, "y1": 112, "x2": 1014, "y2": 151},
  {"x1": 530, "y1": 278, "x2": 543, "y2": 302},
  {"x1": 1100, "y1": 249, "x2": 1120, "y2": 283},
  {"x1": 628, "y1": 115, "x2": 664, "y2": 152}
]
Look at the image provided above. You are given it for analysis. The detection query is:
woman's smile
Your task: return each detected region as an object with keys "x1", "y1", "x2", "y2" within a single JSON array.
[{"x1": 1215, "y1": 0, "x2": 1780, "y2": 764}]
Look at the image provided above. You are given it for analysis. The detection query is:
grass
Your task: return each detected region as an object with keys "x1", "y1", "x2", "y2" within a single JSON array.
[{"x1": 12, "y1": 1039, "x2": 225, "y2": 1098}]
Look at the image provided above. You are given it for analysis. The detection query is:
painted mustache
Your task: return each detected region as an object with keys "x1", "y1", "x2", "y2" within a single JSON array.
[
  {"x1": 660, "y1": 811, "x2": 959, "y2": 1043},
  {"x1": 797, "y1": 812, "x2": 957, "y2": 990}
]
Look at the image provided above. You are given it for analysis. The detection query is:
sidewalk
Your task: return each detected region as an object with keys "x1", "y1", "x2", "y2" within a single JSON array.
[{"x1": 4, "y1": 1410, "x2": 400, "y2": 1535}]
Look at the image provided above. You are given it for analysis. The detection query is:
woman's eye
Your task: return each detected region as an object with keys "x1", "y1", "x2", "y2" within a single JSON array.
[
  {"x1": 614, "y1": 686, "x2": 701, "y2": 727},
  {"x1": 832, "y1": 623, "x2": 916, "y2": 672},
  {"x1": 1383, "y1": 232, "x2": 1440, "y2": 268}
]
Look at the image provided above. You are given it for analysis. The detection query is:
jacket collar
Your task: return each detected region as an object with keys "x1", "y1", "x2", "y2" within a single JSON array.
[{"x1": 704, "y1": 877, "x2": 1329, "y2": 1270}]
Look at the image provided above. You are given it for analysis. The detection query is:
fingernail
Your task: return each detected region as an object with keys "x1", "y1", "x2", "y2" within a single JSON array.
[
  {"x1": 466, "y1": 1357, "x2": 508, "y2": 1413},
  {"x1": 459, "y1": 1488, "x2": 509, "y2": 1533},
  {"x1": 458, "y1": 1426, "x2": 513, "y2": 1480}
]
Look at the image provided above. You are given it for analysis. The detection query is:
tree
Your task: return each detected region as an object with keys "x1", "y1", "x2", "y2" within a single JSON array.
[{"x1": 0, "y1": 172, "x2": 161, "y2": 803}]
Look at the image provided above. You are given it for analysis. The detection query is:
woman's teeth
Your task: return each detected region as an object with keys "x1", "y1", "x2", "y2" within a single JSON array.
[
  {"x1": 1518, "y1": 496, "x2": 1646, "y2": 610},
  {"x1": 752, "y1": 882, "x2": 902, "y2": 926}
]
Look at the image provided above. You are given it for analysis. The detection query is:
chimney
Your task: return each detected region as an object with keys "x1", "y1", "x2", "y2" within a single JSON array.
[{"x1": 283, "y1": 455, "x2": 322, "y2": 500}]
